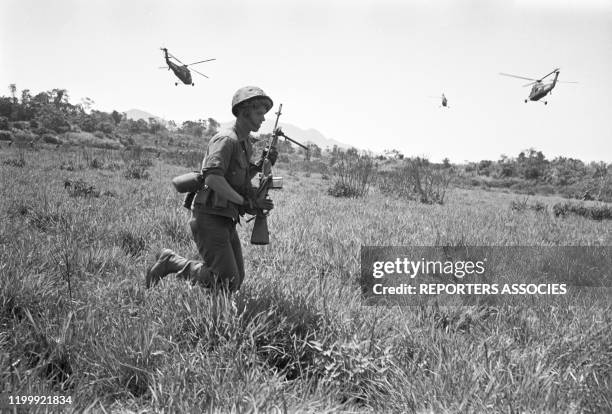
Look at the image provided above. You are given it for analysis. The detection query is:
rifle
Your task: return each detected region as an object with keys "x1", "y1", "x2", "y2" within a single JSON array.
[{"x1": 250, "y1": 104, "x2": 308, "y2": 245}]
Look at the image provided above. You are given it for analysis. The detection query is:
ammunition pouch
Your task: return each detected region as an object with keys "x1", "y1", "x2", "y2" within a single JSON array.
[
  {"x1": 172, "y1": 171, "x2": 206, "y2": 210},
  {"x1": 182, "y1": 192, "x2": 196, "y2": 210},
  {"x1": 172, "y1": 171, "x2": 205, "y2": 193}
]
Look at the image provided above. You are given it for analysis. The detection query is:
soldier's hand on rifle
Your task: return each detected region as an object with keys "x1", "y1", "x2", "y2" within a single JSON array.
[
  {"x1": 258, "y1": 196, "x2": 274, "y2": 211},
  {"x1": 244, "y1": 195, "x2": 274, "y2": 214},
  {"x1": 266, "y1": 146, "x2": 279, "y2": 165},
  {"x1": 255, "y1": 146, "x2": 278, "y2": 170}
]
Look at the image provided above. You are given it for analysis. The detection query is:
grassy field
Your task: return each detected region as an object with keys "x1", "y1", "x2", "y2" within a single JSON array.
[{"x1": 1, "y1": 144, "x2": 611, "y2": 413}]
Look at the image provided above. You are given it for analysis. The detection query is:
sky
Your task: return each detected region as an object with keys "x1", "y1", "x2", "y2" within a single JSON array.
[{"x1": 1, "y1": 0, "x2": 611, "y2": 163}]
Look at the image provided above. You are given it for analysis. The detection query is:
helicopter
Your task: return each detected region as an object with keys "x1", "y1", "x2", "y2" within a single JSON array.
[
  {"x1": 499, "y1": 68, "x2": 577, "y2": 105},
  {"x1": 160, "y1": 47, "x2": 215, "y2": 86},
  {"x1": 429, "y1": 93, "x2": 449, "y2": 108}
]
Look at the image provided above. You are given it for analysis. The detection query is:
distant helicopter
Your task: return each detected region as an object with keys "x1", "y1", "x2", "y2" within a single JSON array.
[
  {"x1": 429, "y1": 93, "x2": 449, "y2": 108},
  {"x1": 159, "y1": 47, "x2": 215, "y2": 86},
  {"x1": 499, "y1": 68, "x2": 577, "y2": 104}
]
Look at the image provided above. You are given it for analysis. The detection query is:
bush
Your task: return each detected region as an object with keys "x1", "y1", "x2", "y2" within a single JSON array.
[
  {"x1": 42, "y1": 134, "x2": 62, "y2": 145},
  {"x1": 510, "y1": 198, "x2": 547, "y2": 213},
  {"x1": 379, "y1": 157, "x2": 451, "y2": 204},
  {"x1": 0, "y1": 131, "x2": 13, "y2": 141},
  {"x1": 328, "y1": 149, "x2": 374, "y2": 198},
  {"x1": 0, "y1": 116, "x2": 9, "y2": 130},
  {"x1": 34, "y1": 127, "x2": 54, "y2": 136},
  {"x1": 3, "y1": 155, "x2": 26, "y2": 168},
  {"x1": 63, "y1": 179, "x2": 100, "y2": 198},
  {"x1": 95, "y1": 121, "x2": 115, "y2": 134},
  {"x1": 124, "y1": 162, "x2": 150, "y2": 180},
  {"x1": 12, "y1": 121, "x2": 28, "y2": 130},
  {"x1": 553, "y1": 202, "x2": 612, "y2": 221},
  {"x1": 327, "y1": 181, "x2": 363, "y2": 198}
]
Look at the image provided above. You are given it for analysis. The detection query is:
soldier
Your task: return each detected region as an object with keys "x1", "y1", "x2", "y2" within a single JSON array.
[{"x1": 146, "y1": 86, "x2": 277, "y2": 293}]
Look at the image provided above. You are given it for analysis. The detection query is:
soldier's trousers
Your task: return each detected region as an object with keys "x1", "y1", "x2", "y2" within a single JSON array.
[{"x1": 175, "y1": 211, "x2": 245, "y2": 292}]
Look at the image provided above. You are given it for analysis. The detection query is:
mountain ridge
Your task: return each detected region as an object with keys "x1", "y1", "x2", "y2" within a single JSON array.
[
  {"x1": 221, "y1": 118, "x2": 351, "y2": 151},
  {"x1": 125, "y1": 109, "x2": 163, "y2": 122}
]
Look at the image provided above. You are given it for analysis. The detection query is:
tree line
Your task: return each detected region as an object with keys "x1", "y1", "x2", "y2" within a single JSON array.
[{"x1": 0, "y1": 84, "x2": 223, "y2": 141}]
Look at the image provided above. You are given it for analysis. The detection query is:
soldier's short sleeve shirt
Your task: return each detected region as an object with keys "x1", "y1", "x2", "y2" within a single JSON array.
[{"x1": 193, "y1": 127, "x2": 254, "y2": 219}]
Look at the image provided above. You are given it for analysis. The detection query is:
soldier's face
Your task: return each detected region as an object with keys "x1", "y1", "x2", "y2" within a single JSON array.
[{"x1": 245, "y1": 105, "x2": 267, "y2": 132}]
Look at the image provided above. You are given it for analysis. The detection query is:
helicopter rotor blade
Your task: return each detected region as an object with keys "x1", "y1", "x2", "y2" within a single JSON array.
[
  {"x1": 168, "y1": 53, "x2": 186, "y2": 66},
  {"x1": 158, "y1": 66, "x2": 169, "y2": 69},
  {"x1": 557, "y1": 80, "x2": 578, "y2": 84},
  {"x1": 186, "y1": 58, "x2": 216, "y2": 67},
  {"x1": 540, "y1": 68, "x2": 561, "y2": 81},
  {"x1": 522, "y1": 81, "x2": 537, "y2": 87},
  {"x1": 191, "y1": 68, "x2": 210, "y2": 79},
  {"x1": 499, "y1": 72, "x2": 537, "y2": 82}
]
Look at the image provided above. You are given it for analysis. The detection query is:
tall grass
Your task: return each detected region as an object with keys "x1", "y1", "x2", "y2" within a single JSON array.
[{"x1": 1, "y1": 146, "x2": 610, "y2": 412}]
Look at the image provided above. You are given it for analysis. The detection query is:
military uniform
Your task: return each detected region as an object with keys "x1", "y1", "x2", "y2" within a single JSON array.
[
  {"x1": 176, "y1": 126, "x2": 260, "y2": 291},
  {"x1": 146, "y1": 86, "x2": 274, "y2": 293}
]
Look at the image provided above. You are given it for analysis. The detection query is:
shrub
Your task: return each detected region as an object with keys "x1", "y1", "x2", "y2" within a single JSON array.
[
  {"x1": 530, "y1": 201, "x2": 547, "y2": 213},
  {"x1": 510, "y1": 197, "x2": 529, "y2": 212},
  {"x1": 327, "y1": 181, "x2": 363, "y2": 198},
  {"x1": 0, "y1": 116, "x2": 9, "y2": 130},
  {"x1": 379, "y1": 157, "x2": 451, "y2": 204},
  {"x1": 553, "y1": 202, "x2": 612, "y2": 221},
  {"x1": 12, "y1": 121, "x2": 28, "y2": 130},
  {"x1": 88, "y1": 158, "x2": 104, "y2": 169},
  {"x1": 42, "y1": 134, "x2": 62, "y2": 145},
  {"x1": 327, "y1": 149, "x2": 374, "y2": 198},
  {"x1": 96, "y1": 121, "x2": 115, "y2": 134},
  {"x1": 63, "y1": 179, "x2": 100, "y2": 198},
  {"x1": 124, "y1": 162, "x2": 150, "y2": 180},
  {"x1": 59, "y1": 160, "x2": 80, "y2": 171},
  {"x1": 510, "y1": 198, "x2": 547, "y2": 213},
  {"x1": 0, "y1": 131, "x2": 13, "y2": 141},
  {"x1": 3, "y1": 156, "x2": 26, "y2": 168}
]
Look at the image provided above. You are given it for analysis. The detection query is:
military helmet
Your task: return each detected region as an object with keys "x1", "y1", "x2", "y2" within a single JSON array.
[{"x1": 231, "y1": 86, "x2": 273, "y2": 116}]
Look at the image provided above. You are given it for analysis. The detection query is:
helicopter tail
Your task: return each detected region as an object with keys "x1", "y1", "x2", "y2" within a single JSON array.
[
  {"x1": 551, "y1": 70, "x2": 560, "y2": 88},
  {"x1": 160, "y1": 47, "x2": 170, "y2": 62}
]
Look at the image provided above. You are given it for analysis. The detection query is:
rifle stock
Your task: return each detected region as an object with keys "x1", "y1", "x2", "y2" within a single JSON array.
[
  {"x1": 250, "y1": 173, "x2": 272, "y2": 244},
  {"x1": 250, "y1": 214, "x2": 269, "y2": 245}
]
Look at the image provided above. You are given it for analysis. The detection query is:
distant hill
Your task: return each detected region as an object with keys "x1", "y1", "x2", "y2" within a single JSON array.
[
  {"x1": 221, "y1": 118, "x2": 351, "y2": 150},
  {"x1": 125, "y1": 109, "x2": 164, "y2": 122}
]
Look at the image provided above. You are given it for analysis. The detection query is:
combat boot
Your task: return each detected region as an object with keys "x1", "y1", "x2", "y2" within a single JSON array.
[{"x1": 145, "y1": 249, "x2": 189, "y2": 288}]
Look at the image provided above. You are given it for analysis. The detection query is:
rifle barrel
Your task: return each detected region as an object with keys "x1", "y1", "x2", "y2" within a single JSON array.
[{"x1": 280, "y1": 132, "x2": 309, "y2": 151}]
